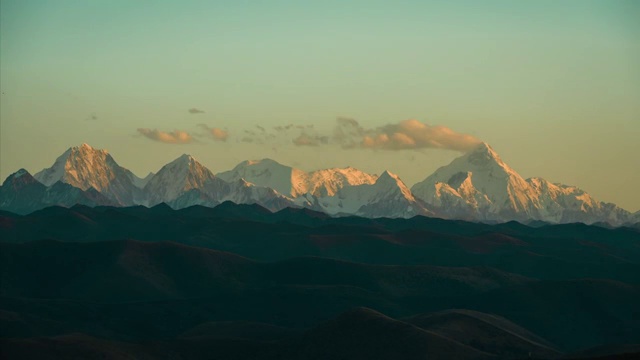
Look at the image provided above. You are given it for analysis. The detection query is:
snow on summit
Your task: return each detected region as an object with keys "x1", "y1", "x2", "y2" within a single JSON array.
[
  {"x1": 143, "y1": 154, "x2": 219, "y2": 206},
  {"x1": 33, "y1": 144, "x2": 142, "y2": 205},
  {"x1": 6, "y1": 142, "x2": 632, "y2": 224},
  {"x1": 217, "y1": 159, "x2": 378, "y2": 198},
  {"x1": 411, "y1": 142, "x2": 632, "y2": 224}
]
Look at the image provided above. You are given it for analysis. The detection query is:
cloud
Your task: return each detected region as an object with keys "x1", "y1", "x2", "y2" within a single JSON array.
[
  {"x1": 210, "y1": 127, "x2": 229, "y2": 141},
  {"x1": 198, "y1": 124, "x2": 229, "y2": 142},
  {"x1": 292, "y1": 133, "x2": 329, "y2": 147},
  {"x1": 137, "y1": 128, "x2": 194, "y2": 144},
  {"x1": 242, "y1": 118, "x2": 478, "y2": 152},
  {"x1": 333, "y1": 118, "x2": 481, "y2": 152},
  {"x1": 334, "y1": 117, "x2": 367, "y2": 148},
  {"x1": 188, "y1": 108, "x2": 205, "y2": 114},
  {"x1": 143, "y1": 117, "x2": 479, "y2": 152},
  {"x1": 360, "y1": 120, "x2": 481, "y2": 151}
]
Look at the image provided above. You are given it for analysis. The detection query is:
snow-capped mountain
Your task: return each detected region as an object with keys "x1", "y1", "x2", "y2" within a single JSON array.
[
  {"x1": 411, "y1": 142, "x2": 632, "y2": 225},
  {"x1": 34, "y1": 144, "x2": 143, "y2": 205},
  {"x1": 143, "y1": 155, "x2": 294, "y2": 211},
  {"x1": 304, "y1": 170, "x2": 431, "y2": 218},
  {"x1": 0, "y1": 169, "x2": 114, "y2": 214},
  {"x1": 2, "y1": 142, "x2": 633, "y2": 224},
  {"x1": 525, "y1": 177, "x2": 630, "y2": 225},
  {"x1": 143, "y1": 154, "x2": 222, "y2": 206},
  {"x1": 217, "y1": 158, "x2": 424, "y2": 217},
  {"x1": 217, "y1": 159, "x2": 378, "y2": 198},
  {"x1": 169, "y1": 178, "x2": 294, "y2": 212},
  {"x1": 217, "y1": 159, "x2": 308, "y2": 197}
]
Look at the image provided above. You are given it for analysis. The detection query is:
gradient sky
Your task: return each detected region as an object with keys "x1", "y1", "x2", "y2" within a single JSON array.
[{"x1": 1, "y1": 0, "x2": 639, "y2": 211}]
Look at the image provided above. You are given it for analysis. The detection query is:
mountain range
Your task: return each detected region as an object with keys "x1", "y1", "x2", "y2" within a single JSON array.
[{"x1": 1, "y1": 143, "x2": 637, "y2": 226}]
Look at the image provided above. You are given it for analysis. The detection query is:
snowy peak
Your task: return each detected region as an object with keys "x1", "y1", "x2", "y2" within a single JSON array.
[
  {"x1": 305, "y1": 169, "x2": 424, "y2": 218},
  {"x1": 172, "y1": 154, "x2": 197, "y2": 165},
  {"x1": 5, "y1": 168, "x2": 30, "y2": 182},
  {"x1": 2, "y1": 169, "x2": 39, "y2": 189},
  {"x1": 34, "y1": 143, "x2": 118, "y2": 188},
  {"x1": 411, "y1": 142, "x2": 632, "y2": 225},
  {"x1": 8, "y1": 142, "x2": 633, "y2": 224},
  {"x1": 461, "y1": 142, "x2": 515, "y2": 175},
  {"x1": 217, "y1": 158, "x2": 300, "y2": 196},
  {"x1": 143, "y1": 154, "x2": 219, "y2": 206},
  {"x1": 33, "y1": 144, "x2": 141, "y2": 205},
  {"x1": 412, "y1": 141, "x2": 538, "y2": 217},
  {"x1": 470, "y1": 142, "x2": 498, "y2": 157},
  {"x1": 218, "y1": 159, "x2": 378, "y2": 198},
  {"x1": 370, "y1": 170, "x2": 402, "y2": 192},
  {"x1": 0, "y1": 168, "x2": 115, "y2": 214},
  {"x1": 148, "y1": 154, "x2": 214, "y2": 185},
  {"x1": 306, "y1": 167, "x2": 378, "y2": 197},
  {"x1": 370, "y1": 170, "x2": 416, "y2": 203}
]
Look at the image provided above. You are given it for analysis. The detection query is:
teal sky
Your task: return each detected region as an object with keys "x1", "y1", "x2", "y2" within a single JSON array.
[{"x1": 1, "y1": 0, "x2": 639, "y2": 211}]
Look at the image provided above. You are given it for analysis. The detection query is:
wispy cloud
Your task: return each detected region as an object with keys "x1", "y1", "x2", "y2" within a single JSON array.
[
  {"x1": 338, "y1": 119, "x2": 481, "y2": 152},
  {"x1": 136, "y1": 117, "x2": 479, "y2": 152},
  {"x1": 333, "y1": 117, "x2": 366, "y2": 148},
  {"x1": 198, "y1": 124, "x2": 229, "y2": 142},
  {"x1": 277, "y1": 117, "x2": 481, "y2": 152},
  {"x1": 188, "y1": 108, "x2": 205, "y2": 114},
  {"x1": 137, "y1": 128, "x2": 194, "y2": 144},
  {"x1": 292, "y1": 133, "x2": 329, "y2": 147}
]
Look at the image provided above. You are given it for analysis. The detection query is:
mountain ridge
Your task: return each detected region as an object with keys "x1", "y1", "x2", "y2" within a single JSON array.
[
  {"x1": 410, "y1": 142, "x2": 633, "y2": 225},
  {"x1": 1, "y1": 143, "x2": 635, "y2": 225}
]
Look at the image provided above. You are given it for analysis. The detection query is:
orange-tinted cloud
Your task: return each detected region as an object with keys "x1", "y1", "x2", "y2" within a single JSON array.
[
  {"x1": 137, "y1": 128, "x2": 194, "y2": 144},
  {"x1": 198, "y1": 124, "x2": 229, "y2": 142},
  {"x1": 336, "y1": 118, "x2": 481, "y2": 152},
  {"x1": 210, "y1": 127, "x2": 229, "y2": 141}
]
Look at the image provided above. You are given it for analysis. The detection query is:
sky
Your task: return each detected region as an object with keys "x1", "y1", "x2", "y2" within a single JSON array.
[{"x1": 1, "y1": 0, "x2": 639, "y2": 211}]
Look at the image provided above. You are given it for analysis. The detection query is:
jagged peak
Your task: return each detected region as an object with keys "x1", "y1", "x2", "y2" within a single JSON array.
[
  {"x1": 461, "y1": 142, "x2": 512, "y2": 171},
  {"x1": 468, "y1": 142, "x2": 499, "y2": 158},
  {"x1": 378, "y1": 170, "x2": 400, "y2": 181},
  {"x1": 12, "y1": 168, "x2": 30, "y2": 178},
  {"x1": 69, "y1": 143, "x2": 108, "y2": 154},
  {"x1": 379, "y1": 170, "x2": 392, "y2": 178},
  {"x1": 153, "y1": 154, "x2": 212, "y2": 180},
  {"x1": 473, "y1": 141, "x2": 492, "y2": 151},
  {"x1": 169, "y1": 154, "x2": 198, "y2": 165},
  {"x1": 2, "y1": 168, "x2": 38, "y2": 187},
  {"x1": 375, "y1": 171, "x2": 413, "y2": 198},
  {"x1": 4, "y1": 168, "x2": 31, "y2": 181}
]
